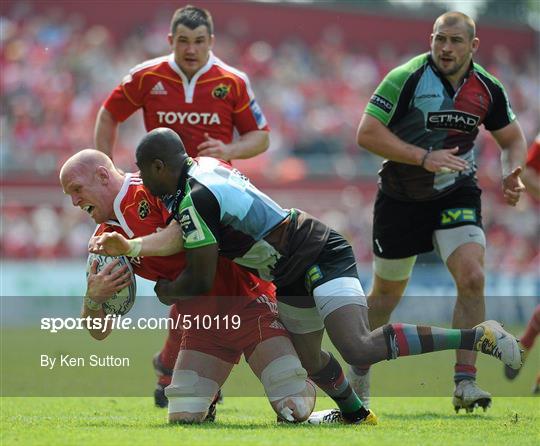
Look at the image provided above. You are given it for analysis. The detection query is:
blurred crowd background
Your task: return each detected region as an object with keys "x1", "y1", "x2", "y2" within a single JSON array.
[{"x1": 1, "y1": 0, "x2": 539, "y2": 274}]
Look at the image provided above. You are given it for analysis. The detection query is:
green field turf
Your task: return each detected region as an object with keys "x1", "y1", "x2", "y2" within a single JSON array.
[
  {"x1": 1, "y1": 396, "x2": 539, "y2": 446},
  {"x1": 2, "y1": 328, "x2": 539, "y2": 445}
]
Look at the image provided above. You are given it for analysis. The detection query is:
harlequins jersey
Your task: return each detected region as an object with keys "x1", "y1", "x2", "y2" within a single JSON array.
[{"x1": 365, "y1": 53, "x2": 516, "y2": 201}]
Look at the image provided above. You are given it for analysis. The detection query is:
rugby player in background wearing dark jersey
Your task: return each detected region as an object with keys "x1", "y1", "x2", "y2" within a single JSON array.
[
  {"x1": 93, "y1": 5, "x2": 270, "y2": 406},
  {"x1": 356, "y1": 11, "x2": 527, "y2": 412},
  {"x1": 91, "y1": 128, "x2": 523, "y2": 425}
]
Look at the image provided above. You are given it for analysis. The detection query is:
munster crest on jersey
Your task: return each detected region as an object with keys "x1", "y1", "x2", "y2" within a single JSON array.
[
  {"x1": 138, "y1": 199, "x2": 150, "y2": 219},
  {"x1": 212, "y1": 83, "x2": 231, "y2": 99}
]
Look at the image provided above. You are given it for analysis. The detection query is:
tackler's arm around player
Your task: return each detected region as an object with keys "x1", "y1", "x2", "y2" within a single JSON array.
[
  {"x1": 89, "y1": 220, "x2": 184, "y2": 257},
  {"x1": 154, "y1": 244, "x2": 219, "y2": 305}
]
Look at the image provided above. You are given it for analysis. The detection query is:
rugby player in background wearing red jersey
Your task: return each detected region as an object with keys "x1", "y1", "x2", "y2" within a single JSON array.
[
  {"x1": 504, "y1": 135, "x2": 540, "y2": 393},
  {"x1": 94, "y1": 5, "x2": 270, "y2": 405},
  {"x1": 59, "y1": 150, "x2": 315, "y2": 424},
  {"x1": 94, "y1": 4, "x2": 269, "y2": 162},
  {"x1": 520, "y1": 134, "x2": 540, "y2": 199}
]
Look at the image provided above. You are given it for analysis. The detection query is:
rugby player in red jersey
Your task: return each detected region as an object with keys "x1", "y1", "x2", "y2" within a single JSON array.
[
  {"x1": 520, "y1": 134, "x2": 540, "y2": 199},
  {"x1": 504, "y1": 135, "x2": 540, "y2": 392},
  {"x1": 59, "y1": 149, "x2": 315, "y2": 424},
  {"x1": 94, "y1": 5, "x2": 269, "y2": 162}
]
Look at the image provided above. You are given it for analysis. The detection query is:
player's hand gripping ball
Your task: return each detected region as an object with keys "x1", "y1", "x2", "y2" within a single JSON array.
[{"x1": 86, "y1": 253, "x2": 136, "y2": 315}]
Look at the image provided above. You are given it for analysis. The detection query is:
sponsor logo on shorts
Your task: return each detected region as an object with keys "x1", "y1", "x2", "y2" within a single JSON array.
[
  {"x1": 369, "y1": 94, "x2": 393, "y2": 113},
  {"x1": 212, "y1": 83, "x2": 231, "y2": 99},
  {"x1": 305, "y1": 265, "x2": 323, "y2": 290},
  {"x1": 426, "y1": 110, "x2": 480, "y2": 133},
  {"x1": 138, "y1": 199, "x2": 150, "y2": 219},
  {"x1": 440, "y1": 208, "x2": 477, "y2": 225}
]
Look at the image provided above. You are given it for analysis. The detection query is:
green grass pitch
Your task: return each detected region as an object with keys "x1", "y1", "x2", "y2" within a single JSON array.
[{"x1": 1, "y1": 328, "x2": 539, "y2": 445}]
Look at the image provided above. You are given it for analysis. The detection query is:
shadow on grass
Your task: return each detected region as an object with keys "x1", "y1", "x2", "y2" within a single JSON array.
[{"x1": 383, "y1": 412, "x2": 488, "y2": 421}]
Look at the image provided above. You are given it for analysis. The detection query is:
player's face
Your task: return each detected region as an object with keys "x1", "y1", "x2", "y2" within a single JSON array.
[
  {"x1": 62, "y1": 171, "x2": 114, "y2": 224},
  {"x1": 430, "y1": 22, "x2": 478, "y2": 82},
  {"x1": 169, "y1": 24, "x2": 214, "y2": 79}
]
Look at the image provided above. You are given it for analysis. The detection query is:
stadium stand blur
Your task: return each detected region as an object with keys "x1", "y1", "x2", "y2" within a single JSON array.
[{"x1": 1, "y1": 1, "x2": 538, "y2": 274}]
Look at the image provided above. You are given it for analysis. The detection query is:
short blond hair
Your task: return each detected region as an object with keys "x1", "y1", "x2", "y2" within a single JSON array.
[{"x1": 433, "y1": 11, "x2": 476, "y2": 40}]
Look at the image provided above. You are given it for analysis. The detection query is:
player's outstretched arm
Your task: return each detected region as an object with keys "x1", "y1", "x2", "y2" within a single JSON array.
[
  {"x1": 94, "y1": 106, "x2": 119, "y2": 158},
  {"x1": 356, "y1": 114, "x2": 468, "y2": 173},
  {"x1": 491, "y1": 120, "x2": 528, "y2": 206},
  {"x1": 89, "y1": 221, "x2": 184, "y2": 257}
]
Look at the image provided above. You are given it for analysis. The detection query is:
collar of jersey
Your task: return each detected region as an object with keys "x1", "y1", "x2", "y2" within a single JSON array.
[
  {"x1": 427, "y1": 53, "x2": 474, "y2": 97},
  {"x1": 170, "y1": 157, "x2": 195, "y2": 213},
  {"x1": 167, "y1": 52, "x2": 216, "y2": 103},
  {"x1": 105, "y1": 173, "x2": 135, "y2": 238}
]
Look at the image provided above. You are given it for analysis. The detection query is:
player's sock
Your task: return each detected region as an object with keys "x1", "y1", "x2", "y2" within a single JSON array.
[
  {"x1": 160, "y1": 305, "x2": 183, "y2": 371},
  {"x1": 454, "y1": 363, "x2": 477, "y2": 384},
  {"x1": 382, "y1": 323, "x2": 481, "y2": 359},
  {"x1": 309, "y1": 352, "x2": 370, "y2": 422},
  {"x1": 351, "y1": 365, "x2": 370, "y2": 376},
  {"x1": 521, "y1": 305, "x2": 540, "y2": 350}
]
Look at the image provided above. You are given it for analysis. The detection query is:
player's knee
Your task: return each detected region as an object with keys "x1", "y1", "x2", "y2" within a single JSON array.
[
  {"x1": 338, "y1": 336, "x2": 371, "y2": 365},
  {"x1": 261, "y1": 355, "x2": 315, "y2": 422},
  {"x1": 165, "y1": 370, "x2": 219, "y2": 422},
  {"x1": 274, "y1": 380, "x2": 316, "y2": 422},
  {"x1": 368, "y1": 292, "x2": 401, "y2": 314},
  {"x1": 456, "y1": 265, "x2": 484, "y2": 295}
]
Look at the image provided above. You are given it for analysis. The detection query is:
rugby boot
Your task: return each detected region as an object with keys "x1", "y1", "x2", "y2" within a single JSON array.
[
  {"x1": 153, "y1": 352, "x2": 173, "y2": 408},
  {"x1": 453, "y1": 379, "x2": 492, "y2": 413},
  {"x1": 306, "y1": 408, "x2": 378, "y2": 425},
  {"x1": 474, "y1": 320, "x2": 523, "y2": 370}
]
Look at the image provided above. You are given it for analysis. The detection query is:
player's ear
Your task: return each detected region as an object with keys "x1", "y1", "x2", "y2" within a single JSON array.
[
  {"x1": 209, "y1": 34, "x2": 215, "y2": 49},
  {"x1": 152, "y1": 159, "x2": 165, "y2": 173},
  {"x1": 471, "y1": 37, "x2": 480, "y2": 53},
  {"x1": 167, "y1": 33, "x2": 173, "y2": 46},
  {"x1": 96, "y1": 166, "x2": 110, "y2": 184}
]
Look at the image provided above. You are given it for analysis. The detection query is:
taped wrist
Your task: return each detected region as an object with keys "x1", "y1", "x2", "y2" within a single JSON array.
[{"x1": 126, "y1": 238, "x2": 142, "y2": 257}]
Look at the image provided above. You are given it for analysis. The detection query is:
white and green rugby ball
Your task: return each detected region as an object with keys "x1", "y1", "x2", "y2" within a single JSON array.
[{"x1": 86, "y1": 253, "x2": 136, "y2": 315}]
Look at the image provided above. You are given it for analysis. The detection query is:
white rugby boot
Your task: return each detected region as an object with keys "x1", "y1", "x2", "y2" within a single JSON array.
[
  {"x1": 306, "y1": 408, "x2": 378, "y2": 425},
  {"x1": 453, "y1": 379, "x2": 492, "y2": 413},
  {"x1": 474, "y1": 320, "x2": 523, "y2": 370}
]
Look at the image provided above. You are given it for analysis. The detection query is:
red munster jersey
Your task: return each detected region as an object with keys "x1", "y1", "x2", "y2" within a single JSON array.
[
  {"x1": 94, "y1": 173, "x2": 276, "y2": 315},
  {"x1": 103, "y1": 52, "x2": 269, "y2": 157},
  {"x1": 526, "y1": 134, "x2": 540, "y2": 173}
]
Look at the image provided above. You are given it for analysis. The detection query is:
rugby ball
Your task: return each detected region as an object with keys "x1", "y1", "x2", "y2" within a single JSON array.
[{"x1": 86, "y1": 253, "x2": 136, "y2": 315}]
